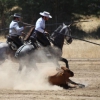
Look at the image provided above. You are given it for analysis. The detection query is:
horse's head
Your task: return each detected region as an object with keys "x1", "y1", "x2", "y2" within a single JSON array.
[
  {"x1": 51, "y1": 23, "x2": 72, "y2": 45},
  {"x1": 65, "y1": 24, "x2": 73, "y2": 44},
  {"x1": 50, "y1": 23, "x2": 72, "y2": 50}
]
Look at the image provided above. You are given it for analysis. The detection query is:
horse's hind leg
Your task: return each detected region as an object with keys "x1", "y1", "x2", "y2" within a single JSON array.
[
  {"x1": 18, "y1": 63, "x2": 23, "y2": 71},
  {"x1": 0, "y1": 59, "x2": 5, "y2": 65},
  {"x1": 26, "y1": 60, "x2": 38, "y2": 71},
  {"x1": 0, "y1": 55, "x2": 7, "y2": 65},
  {"x1": 60, "y1": 57, "x2": 69, "y2": 68}
]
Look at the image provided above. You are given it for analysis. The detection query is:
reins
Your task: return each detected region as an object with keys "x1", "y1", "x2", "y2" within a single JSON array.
[{"x1": 50, "y1": 24, "x2": 100, "y2": 46}]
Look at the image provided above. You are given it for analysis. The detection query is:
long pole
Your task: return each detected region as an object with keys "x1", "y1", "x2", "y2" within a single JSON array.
[
  {"x1": 0, "y1": 26, "x2": 33, "y2": 31},
  {"x1": 22, "y1": 22, "x2": 35, "y2": 27},
  {"x1": 0, "y1": 28, "x2": 12, "y2": 31},
  {"x1": 68, "y1": 35, "x2": 100, "y2": 46}
]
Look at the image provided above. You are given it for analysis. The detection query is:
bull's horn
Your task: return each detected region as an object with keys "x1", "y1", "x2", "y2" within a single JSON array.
[{"x1": 61, "y1": 66, "x2": 67, "y2": 70}]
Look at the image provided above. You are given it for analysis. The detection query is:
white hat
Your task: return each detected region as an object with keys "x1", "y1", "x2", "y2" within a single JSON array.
[
  {"x1": 39, "y1": 11, "x2": 52, "y2": 18},
  {"x1": 11, "y1": 13, "x2": 21, "y2": 18}
]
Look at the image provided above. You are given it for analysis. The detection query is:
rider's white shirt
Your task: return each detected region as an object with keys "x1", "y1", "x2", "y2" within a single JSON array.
[
  {"x1": 35, "y1": 17, "x2": 45, "y2": 33},
  {"x1": 9, "y1": 20, "x2": 24, "y2": 36}
]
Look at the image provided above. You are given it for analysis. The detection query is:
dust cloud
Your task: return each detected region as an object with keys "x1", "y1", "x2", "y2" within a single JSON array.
[{"x1": 0, "y1": 48, "x2": 63, "y2": 90}]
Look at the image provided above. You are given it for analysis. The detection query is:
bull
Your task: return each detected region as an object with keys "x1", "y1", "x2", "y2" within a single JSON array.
[{"x1": 48, "y1": 66, "x2": 85, "y2": 89}]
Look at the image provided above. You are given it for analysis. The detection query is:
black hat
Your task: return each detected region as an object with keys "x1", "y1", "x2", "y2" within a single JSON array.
[{"x1": 11, "y1": 13, "x2": 21, "y2": 18}]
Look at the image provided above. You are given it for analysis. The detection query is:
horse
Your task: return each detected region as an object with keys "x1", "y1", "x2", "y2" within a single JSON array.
[
  {"x1": 15, "y1": 23, "x2": 72, "y2": 71},
  {"x1": 0, "y1": 34, "x2": 25, "y2": 65},
  {"x1": 0, "y1": 42, "x2": 17, "y2": 65}
]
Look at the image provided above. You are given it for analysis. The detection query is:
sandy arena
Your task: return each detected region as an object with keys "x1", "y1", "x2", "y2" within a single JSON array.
[{"x1": 0, "y1": 40, "x2": 100, "y2": 100}]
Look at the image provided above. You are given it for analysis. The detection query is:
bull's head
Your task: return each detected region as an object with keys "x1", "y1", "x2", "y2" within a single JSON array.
[{"x1": 58, "y1": 67, "x2": 74, "y2": 77}]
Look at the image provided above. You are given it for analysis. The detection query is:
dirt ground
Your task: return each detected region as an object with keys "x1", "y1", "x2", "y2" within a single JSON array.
[
  {"x1": 0, "y1": 42, "x2": 100, "y2": 100},
  {"x1": 0, "y1": 59, "x2": 100, "y2": 100}
]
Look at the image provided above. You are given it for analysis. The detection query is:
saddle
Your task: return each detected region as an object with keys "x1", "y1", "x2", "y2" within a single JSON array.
[{"x1": 24, "y1": 27, "x2": 35, "y2": 41}]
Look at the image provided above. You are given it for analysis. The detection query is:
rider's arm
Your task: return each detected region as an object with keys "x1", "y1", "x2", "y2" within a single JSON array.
[{"x1": 14, "y1": 22, "x2": 24, "y2": 35}]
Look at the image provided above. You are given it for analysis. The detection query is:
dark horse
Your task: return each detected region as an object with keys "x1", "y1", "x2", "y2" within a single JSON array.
[{"x1": 15, "y1": 23, "x2": 72, "y2": 71}]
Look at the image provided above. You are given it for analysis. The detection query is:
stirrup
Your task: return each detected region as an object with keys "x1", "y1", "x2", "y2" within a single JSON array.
[{"x1": 9, "y1": 42, "x2": 18, "y2": 50}]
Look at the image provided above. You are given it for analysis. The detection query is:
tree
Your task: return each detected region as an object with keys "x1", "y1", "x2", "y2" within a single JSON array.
[{"x1": 0, "y1": 0, "x2": 17, "y2": 28}]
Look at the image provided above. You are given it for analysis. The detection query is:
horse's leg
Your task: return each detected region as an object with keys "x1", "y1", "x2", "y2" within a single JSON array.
[
  {"x1": 29, "y1": 62, "x2": 38, "y2": 71},
  {"x1": 0, "y1": 51, "x2": 8, "y2": 65},
  {"x1": 0, "y1": 57, "x2": 6, "y2": 65},
  {"x1": 18, "y1": 63, "x2": 23, "y2": 71},
  {"x1": 60, "y1": 57, "x2": 69, "y2": 68},
  {"x1": 25, "y1": 57, "x2": 38, "y2": 71}
]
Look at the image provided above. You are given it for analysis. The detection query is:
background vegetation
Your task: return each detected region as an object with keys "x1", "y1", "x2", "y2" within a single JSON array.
[{"x1": 0, "y1": 0, "x2": 100, "y2": 38}]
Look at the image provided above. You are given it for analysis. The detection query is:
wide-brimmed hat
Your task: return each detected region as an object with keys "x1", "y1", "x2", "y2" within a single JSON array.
[
  {"x1": 11, "y1": 13, "x2": 22, "y2": 18},
  {"x1": 39, "y1": 11, "x2": 52, "y2": 18}
]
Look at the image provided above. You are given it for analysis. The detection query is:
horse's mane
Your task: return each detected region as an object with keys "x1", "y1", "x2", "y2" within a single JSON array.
[
  {"x1": 51, "y1": 23, "x2": 68, "y2": 39},
  {"x1": 51, "y1": 24, "x2": 63, "y2": 38}
]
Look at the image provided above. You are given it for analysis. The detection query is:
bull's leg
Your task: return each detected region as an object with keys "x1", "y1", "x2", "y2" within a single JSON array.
[
  {"x1": 68, "y1": 79, "x2": 85, "y2": 88},
  {"x1": 59, "y1": 84, "x2": 69, "y2": 89},
  {"x1": 60, "y1": 57, "x2": 69, "y2": 68}
]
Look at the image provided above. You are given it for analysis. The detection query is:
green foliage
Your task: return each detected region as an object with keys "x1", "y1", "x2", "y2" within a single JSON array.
[
  {"x1": 0, "y1": 0, "x2": 99, "y2": 19},
  {"x1": 0, "y1": 0, "x2": 100, "y2": 30},
  {"x1": 0, "y1": 0, "x2": 17, "y2": 28}
]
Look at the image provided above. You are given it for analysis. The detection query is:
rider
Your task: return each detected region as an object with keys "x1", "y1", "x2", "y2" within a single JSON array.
[
  {"x1": 31, "y1": 11, "x2": 52, "y2": 47},
  {"x1": 9, "y1": 13, "x2": 26, "y2": 48}
]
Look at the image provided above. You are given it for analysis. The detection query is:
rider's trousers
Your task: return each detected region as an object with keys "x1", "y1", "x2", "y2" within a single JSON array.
[
  {"x1": 11, "y1": 36, "x2": 23, "y2": 48},
  {"x1": 34, "y1": 31, "x2": 51, "y2": 47}
]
